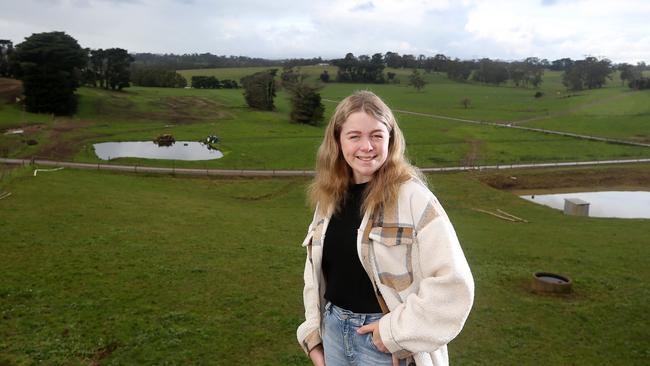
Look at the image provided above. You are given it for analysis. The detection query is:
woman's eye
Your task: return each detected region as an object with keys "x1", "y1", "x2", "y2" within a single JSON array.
[{"x1": 373, "y1": 135, "x2": 383, "y2": 139}]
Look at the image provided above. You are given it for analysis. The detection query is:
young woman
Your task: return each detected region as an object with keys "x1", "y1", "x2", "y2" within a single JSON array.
[{"x1": 297, "y1": 91, "x2": 474, "y2": 366}]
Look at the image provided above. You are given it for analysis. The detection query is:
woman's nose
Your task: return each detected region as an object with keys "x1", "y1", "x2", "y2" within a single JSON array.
[{"x1": 360, "y1": 137, "x2": 374, "y2": 151}]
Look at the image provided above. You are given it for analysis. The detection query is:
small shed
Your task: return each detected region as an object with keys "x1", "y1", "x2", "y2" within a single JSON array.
[{"x1": 564, "y1": 198, "x2": 590, "y2": 216}]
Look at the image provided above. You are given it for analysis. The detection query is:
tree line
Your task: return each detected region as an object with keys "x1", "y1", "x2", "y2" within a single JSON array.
[
  {"x1": 80, "y1": 48, "x2": 133, "y2": 90},
  {"x1": 327, "y1": 51, "x2": 649, "y2": 91},
  {"x1": 130, "y1": 67, "x2": 187, "y2": 88},
  {"x1": 327, "y1": 52, "x2": 545, "y2": 88},
  {"x1": 132, "y1": 53, "x2": 324, "y2": 70},
  {"x1": 4, "y1": 31, "x2": 649, "y2": 116},
  {"x1": 190, "y1": 76, "x2": 238, "y2": 89}
]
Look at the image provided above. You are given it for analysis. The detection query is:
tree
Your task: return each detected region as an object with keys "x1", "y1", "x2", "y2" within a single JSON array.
[
  {"x1": 192, "y1": 76, "x2": 220, "y2": 88},
  {"x1": 562, "y1": 65, "x2": 585, "y2": 90},
  {"x1": 402, "y1": 54, "x2": 417, "y2": 69},
  {"x1": 619, "y1": 63, "x2": 641, "y2": 85},
  {"x1": 0, "y1": 40, "x2": 15, "y2": 77},
  {"x1": 507, "y1": 57, "x2": 544, "y2": 88},
  {"x1": 286, "y1": 81, "x2": 324, "y2": 126},
  {"x1": 240, "y1": 70, "x2": 276, "y2": 110},
  {"x1": 473, "y1": 58, "x2": 509, "y2": 85},
  {"x1": 386, "y1": 72, "x2": 398, "y2": 83},
  {"x1": 319, "y1": 70, "x2": 330, "y2": 82},
  {"x1": 408, "y1": 69, "x2": 426, "y2": 91},
  {"x1": 562, "y1": 57, "x2": 612, "y2": 90},
  {"x1": 384, "y1": 52, "x2": 402, "y2": 68},
  {"x1": 131, "y1": 67, "x2": 187, "y2": 88},
  {"x1": 629, "y1": 77, "x2": 650, "y2": 90},
  {"x1": 446, "y1": 59, "x2": 472, "y2": 81},
  {"x1": 104, "y1": 48, "x2": 133, "y2": 90},
  {"x1": 14, "y1": 31, "x2": 86, "y2": 114},
  {"x1": 332, "y1": 52, "x2": 385, "y2": 83},
  {"x1": 423, "y1": 54, "x2": 449, "y2": 73},
  {"x1": 88, "y1": 49, "x2": 106, "y2": 87},
  {"x1": 280, "y1": 65, "x2": 301, "y2": 87},
  {"x1": 432, "y1": 54, "x2": 449, "y2": 72},
  {"x1": 83, "y1": 48, "x2": 134, "y2": 90},
  {"x1": 550, "y1": 58, "x2": 574, "y2": 71}
]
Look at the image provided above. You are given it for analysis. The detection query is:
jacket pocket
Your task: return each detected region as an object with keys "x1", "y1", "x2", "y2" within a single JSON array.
[{"x1": 368, "y1": 225, "x2": 415, "y2": 292}]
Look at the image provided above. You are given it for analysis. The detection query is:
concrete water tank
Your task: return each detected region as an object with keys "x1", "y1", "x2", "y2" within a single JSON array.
[{"x1": 564, "y1": 198, "x2": 589, "y2": 216}]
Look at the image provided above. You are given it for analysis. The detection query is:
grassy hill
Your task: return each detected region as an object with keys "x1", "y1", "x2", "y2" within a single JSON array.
[{"x1": 1, "y1": 69, "x2": 648, "y2": 169}]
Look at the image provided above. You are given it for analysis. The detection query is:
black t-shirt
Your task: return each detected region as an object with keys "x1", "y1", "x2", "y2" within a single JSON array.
[{"x1": 322, "y1": 183, "x2": 382, "y2": 313}]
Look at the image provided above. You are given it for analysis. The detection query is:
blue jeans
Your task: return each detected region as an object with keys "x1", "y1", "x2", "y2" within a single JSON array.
[{"x1": 322, "y1": 302, "x2": 405, "y2": 366}]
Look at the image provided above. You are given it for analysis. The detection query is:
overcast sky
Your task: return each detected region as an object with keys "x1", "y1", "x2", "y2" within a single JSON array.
[{"x1": 2, "y1": 0, "x2": 649, "y2": 63}]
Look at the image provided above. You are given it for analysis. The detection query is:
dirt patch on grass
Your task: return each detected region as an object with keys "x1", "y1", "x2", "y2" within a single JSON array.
[
  {"x1": 147, "y1": 96, "x2": 229, "y2": 123},
  {"x1": 91, "y1": 91, "x2": 230, "y2": 123},
  {"x1": 87, "y1": 341, "x2": 120, "y2": 366},
  {"x1": 2, "y1": 123, "x2": 46, "y2": 134},
  {"x1": 0, "y1": 78, "x2": 22, "y2": 103},
  {"x1": 630, "y1": 134, "x2": 650, "y2": 144},
  {"x1": 461, "y1": 139, "x2": 484, "y2": 166},
  {"x1": 477, "y1": 164, "x2": 650, "y2": 192},
  {"x1": 36, "y1": 119, "x2": 95, "y2": 159}
]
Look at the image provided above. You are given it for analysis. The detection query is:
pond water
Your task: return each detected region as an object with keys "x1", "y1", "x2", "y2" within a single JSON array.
[
  {"x1": 93, "y1": 141, "x2": 223, "y2": 161},
  {"x1": 520, "y1": 191, "x2": 650, "y2": 219}
]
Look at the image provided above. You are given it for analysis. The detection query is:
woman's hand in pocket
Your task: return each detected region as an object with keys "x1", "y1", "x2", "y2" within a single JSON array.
[{"x1": 357, "y1": 321, "x2": 389, "y2": 353}]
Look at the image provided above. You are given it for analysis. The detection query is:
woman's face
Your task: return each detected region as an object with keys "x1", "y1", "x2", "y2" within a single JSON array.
[{"x1": 339, "y1": 111, "x2": 390, "y2": 184}]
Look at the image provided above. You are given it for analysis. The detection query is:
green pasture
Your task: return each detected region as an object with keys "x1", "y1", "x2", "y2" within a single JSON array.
[
  {"x1": 180, "y1": 67, "x2": 649, "y2": 143},
  {"x1": 1, "y1": 165, "x2": 648, "y2": 365},
  {"x1": 0, "y1": 74, "x2": 650, "y2": 169},
  {"x1": 183, "y1": 66, "x2": 648, "y2": 145},
  {"x1": 1, "y1": 70, "x2": 649, "y2": 169}
]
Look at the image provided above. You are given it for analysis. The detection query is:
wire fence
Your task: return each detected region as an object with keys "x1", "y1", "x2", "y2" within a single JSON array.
[{"x1": 2, "y1": 156, "x2": 649, "y2": 177}]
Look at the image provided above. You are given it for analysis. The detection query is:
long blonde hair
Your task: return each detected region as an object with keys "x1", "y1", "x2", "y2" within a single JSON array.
[{"x1": 309, "y1": 90, "x2": 423, "y2": 216}]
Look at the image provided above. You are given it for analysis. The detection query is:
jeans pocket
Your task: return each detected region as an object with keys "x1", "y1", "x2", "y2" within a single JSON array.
[{"x1": 365, "y1": 333, "x2": 382, "y2": 353}]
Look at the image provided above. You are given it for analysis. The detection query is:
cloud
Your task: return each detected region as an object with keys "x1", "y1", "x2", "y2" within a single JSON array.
[
  {"x1": 463, "y1": 0, "x2": 650, "y2": 62},
  {"x1": 350, "y1": 1, "x2": 375, "y2": 12},
  {"x1": 1, "y1": 0, "x2": 648, "y2": 62}
]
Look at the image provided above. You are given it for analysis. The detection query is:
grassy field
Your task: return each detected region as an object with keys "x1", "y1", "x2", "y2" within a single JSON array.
[
  {"x1": 1, "y1": 66, "x2": 649, "y2": 365},
  {"x1": 1, "y1": 69, "x2": 648, "y2": 169},
  {"x1": 0, "y1": 164, "x2": 648, "y2": 365}
]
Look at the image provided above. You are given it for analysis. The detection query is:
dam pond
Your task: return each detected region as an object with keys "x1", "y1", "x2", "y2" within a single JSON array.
[
  {"x1": 93, "y1": 141, "x2": 223, "y2": 161},
  {"x1": 520, "y1": 191, "x2": 650, "y2": 219}
]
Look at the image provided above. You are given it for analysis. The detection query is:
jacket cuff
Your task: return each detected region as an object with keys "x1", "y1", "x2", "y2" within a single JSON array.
[
  {"x1": 301, "y1": 329, "x2": 322, "y2": 355},
  {"x1": 379, "y1": 314, "x2": 411, "y2": 359}
]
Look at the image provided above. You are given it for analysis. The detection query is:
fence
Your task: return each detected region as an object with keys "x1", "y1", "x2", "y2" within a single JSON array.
[{"x1": 2, "y1": 156, "x2": 649, "y2": 177}]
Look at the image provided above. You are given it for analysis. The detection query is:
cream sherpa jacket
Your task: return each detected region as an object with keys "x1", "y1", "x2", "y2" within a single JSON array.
[{"x1": 297, "y1": 178, "x2": 474, "y2": 366}]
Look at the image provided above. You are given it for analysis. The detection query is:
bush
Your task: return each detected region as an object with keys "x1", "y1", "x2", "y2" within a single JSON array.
[
  {"x1": 534, "y1": 91, "x2": 544, "y2": 98},
  {"x1": 319, "y1": 70, "x2": 330, "y2": 82},
  {"x1": 287, "y1": 82, "x2": 324, "y2": 126},
  {"x1": 131, "y1": 68, "x2": 186, "y2": 88},
  {"x1": 240, "y1": 70, "x2": 276, "y2": 110},
  {"x1": 191, "y1": 76, "x2": 238, "y2": 89},
  {"x1": 629, "y1": 77, "x2": 650, "y2": 90}
]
